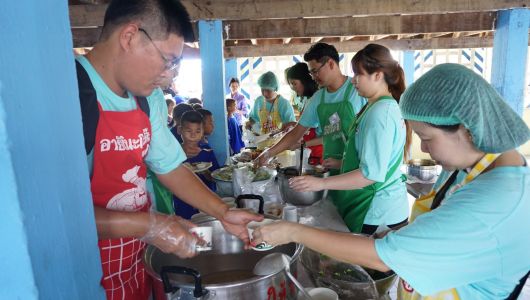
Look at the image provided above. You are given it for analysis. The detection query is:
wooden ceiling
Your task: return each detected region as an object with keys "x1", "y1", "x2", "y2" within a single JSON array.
[{"x1": 69, "y1": 0, "x2": 530, "y2": 58}]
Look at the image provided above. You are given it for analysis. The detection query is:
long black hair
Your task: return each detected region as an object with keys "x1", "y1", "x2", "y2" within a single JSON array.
[{"x1": 285, "y1": 62, "x2": 318, "y2": 98}]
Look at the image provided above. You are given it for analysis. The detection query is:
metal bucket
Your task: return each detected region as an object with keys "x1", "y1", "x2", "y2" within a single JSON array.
[
  {"x1": 143, "y1": 216, "x2": 303, "y2": 300},
  {"x1": 277, "y1": 167, "x2": 328, "y2": 206}
]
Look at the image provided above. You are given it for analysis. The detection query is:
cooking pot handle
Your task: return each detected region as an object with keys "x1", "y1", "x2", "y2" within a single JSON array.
[
  {"x1": 160, "y1": 266, "x2": 209, "y2": 298},
  {"x1": 235, "y1": 194, "x2": 264, "y2": 214}
]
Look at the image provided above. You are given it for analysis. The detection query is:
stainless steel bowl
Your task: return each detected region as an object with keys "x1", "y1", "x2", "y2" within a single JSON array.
[
  {"x1": 277, "y1": 167, "x2": 328, "y2": 206},
  {"x1": 406, "y1": 159, "x2": 439, "y2": 182}
]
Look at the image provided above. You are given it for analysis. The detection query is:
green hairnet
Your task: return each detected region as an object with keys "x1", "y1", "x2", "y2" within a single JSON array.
[
  {"x1": 400, "y1": 63, "x2": 530, "y2": 153},
  {"x1": 257, "y1": 71, "x2": 279, "y2": 91}
]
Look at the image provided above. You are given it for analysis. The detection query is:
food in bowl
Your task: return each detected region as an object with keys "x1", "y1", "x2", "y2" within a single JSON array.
[{"x1": 211, "y1": 165, "x2": 271, "y2": 182}]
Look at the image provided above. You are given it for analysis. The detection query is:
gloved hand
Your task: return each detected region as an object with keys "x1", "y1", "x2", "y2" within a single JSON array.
[{"x1": 141, "y1": 212, "x2": 202, "y2": 258}]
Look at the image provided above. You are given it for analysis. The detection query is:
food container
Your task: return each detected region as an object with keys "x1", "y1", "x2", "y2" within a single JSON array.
[
  {"x1": 277, "y1": 167, "x2": 328, "y2": 206},
  {"x1": 300, "y1": 246, "x2": 397, "y2": 299},
  {"x1": 406, "y1": 159, "x2": 439, "y2": 182},
  {"x1": 143, "y1": 215, "x2": 303, "y2": 300},
  {"x1": 211, "y1": 166, "x2": 274, "y2": 197}
]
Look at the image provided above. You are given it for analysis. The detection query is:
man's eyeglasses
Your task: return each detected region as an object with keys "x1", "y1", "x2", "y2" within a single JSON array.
[
  {"x1": 309, "y1": 58, "x2": 330, "y2": 77},
  {"x1": 138, "y1": 27, "x2": 181, "y2": 71}
]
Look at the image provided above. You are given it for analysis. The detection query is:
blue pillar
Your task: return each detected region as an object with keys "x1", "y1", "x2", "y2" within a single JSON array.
[
  {"x1": 225, "y1": 58, "x2": 238, "y2": 95},
  {"x1": 403, "y1": 51, "x2": 415, "y2": 86},
  {"x1": 199, "y1": 20, "x2": 230, "y2": 165},
  {"x1": 491, "y1": 8, "x2": 530, "y2": 116},
  {"x1": 0, "y1": 1, "x2": 103, "y2": 299}
]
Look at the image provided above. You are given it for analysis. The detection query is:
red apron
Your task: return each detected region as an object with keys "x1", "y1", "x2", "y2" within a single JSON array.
[
  {"x1": 303, "y1": 128, "x2": 323, "y2": 165},
  {"x1": 91, "y1": 99, "x2": 152, "y2": 300}
]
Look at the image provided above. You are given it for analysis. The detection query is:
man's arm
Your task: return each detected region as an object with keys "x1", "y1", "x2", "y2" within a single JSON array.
[
  {"x1": 157, "y1": 165, "x2": 227, "y2": 219},
  {"x1": 256, "y1": 123, "x2": 308, "y2": 165}
]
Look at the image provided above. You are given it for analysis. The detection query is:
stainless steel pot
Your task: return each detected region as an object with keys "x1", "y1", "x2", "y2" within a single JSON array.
[
  {"x1": 143, "y1": 215, "x2": 303, "y2": 300},
  {"x1": 277, "y1": 167, "x2": 328, "y2": 206},
  {"x1": 406, "y1": 159, "x2": 439, "y2": 182}
]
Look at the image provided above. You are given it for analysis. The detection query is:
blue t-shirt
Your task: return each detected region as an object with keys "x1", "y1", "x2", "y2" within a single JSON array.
[
  {"x1": 249, "y1": 95, "x2": 296, "y2": 126},
  {"x1": 299, "y1": 78, "x2": 366, "y2": 134},
  {"x1": 228, "y1": 115, "x2": 245, "y2": 154},
  {"x1": 355, "y1": 99, "x2": 408, "y2": 225},
  {"x1": 173, "y1": 148, "x2": 220, "y2": 219},
  {"x1": 375, "y1": 166, "x2": 530, "y2": 298},
  {"x1": 76, "y1": 56, "x2": 186, "y2": 175}
]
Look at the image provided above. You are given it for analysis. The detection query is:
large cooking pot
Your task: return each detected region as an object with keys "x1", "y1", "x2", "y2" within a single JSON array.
[
  {"x1": 277, "y1": 167, "x2": 328, "y2": 206},
  {"x1": 143, "y1": 215, "x2": 303, "y2": 300}
]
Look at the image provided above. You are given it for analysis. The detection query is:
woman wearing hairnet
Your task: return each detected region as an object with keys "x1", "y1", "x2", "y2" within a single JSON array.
[
  {"x1": 252, "y1": 63, "x2": 530, "y2": 299},
  {"x1": 246, "y1": 71, "x2": 296, "y2": 134}
]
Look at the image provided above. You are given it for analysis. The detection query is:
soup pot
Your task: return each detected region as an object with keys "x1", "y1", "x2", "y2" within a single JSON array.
[
  {"x1": 143, "y1": 215, "x2": 303, "y2": 300},
  {"x1": 277, "y1": 167, "x2": 328, "y2": 206}
]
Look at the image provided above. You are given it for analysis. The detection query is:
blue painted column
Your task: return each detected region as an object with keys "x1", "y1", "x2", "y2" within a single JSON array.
[
  {"x1": 402, "y1": 51, "x2": 415, "y2": 86},
  {"x1": 199, "y1": 20, "x2": 230, "y2": 165},
  {"x1": 0, "y1": 1, "x2": 103, "y2": 299},
  {"x1": 491, "y1": 8, "x2": 530, "y2": 116},
  {"x1": 225, "y1": 58, "x2": 238, "y2": 95}
]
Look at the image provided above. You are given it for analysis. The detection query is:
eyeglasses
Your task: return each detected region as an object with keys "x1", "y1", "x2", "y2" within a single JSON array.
[
  {"x1": 138, "y1": 27, "x2": 181, "y2": 71},
  {"x1": 309, "y1": 58, "x2": 330, "y2": 77}
]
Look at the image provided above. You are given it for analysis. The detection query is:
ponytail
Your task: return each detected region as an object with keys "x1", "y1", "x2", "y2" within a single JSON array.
[{"x1": 351, "y1": 43, "x2": 412, "y2": 160}]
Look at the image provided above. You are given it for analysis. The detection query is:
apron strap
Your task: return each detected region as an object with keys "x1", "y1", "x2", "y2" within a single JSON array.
[
  {"x1": 506, "y1": 270, "x2": 530, "y2": 300},
  {"x1": 430, "y1": 170, "x2": 459, "y2": 209}
]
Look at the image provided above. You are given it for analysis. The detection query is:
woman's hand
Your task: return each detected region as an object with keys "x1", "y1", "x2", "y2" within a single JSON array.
[
  {"x1": 289, "y1": 175, "x2": 326, "y2": 192},
  {"x1": 251, "y1": 220, "x2": 301, "y2": 247},
  {"x1": 220, "y1": 208, "x2": 264, "y2": 249},
  {"x1": 322, "y1": 158, "x2": 342, "y2": 170}
]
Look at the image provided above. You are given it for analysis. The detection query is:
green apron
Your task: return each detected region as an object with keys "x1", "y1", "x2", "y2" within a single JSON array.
[
  {"x1": 316, "y1": 80, "x2": 355, "y2": 177},
  {"x1": 148, "y1": 169, "x2": 174, "y2": 215},
  {"x1": 336, "y1": 96, "x2": 405, "y2": 233}
]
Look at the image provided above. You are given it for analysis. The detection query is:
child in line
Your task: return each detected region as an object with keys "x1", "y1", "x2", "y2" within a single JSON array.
[
  {"x1": 196, "y1": 108, "x2": 214, "y2": 149},
  {"x1": 226, "y1": 98, "x2": 245, "y2": 154},
  {"x1": 173, "y1": 110, "x2": 220, "y2": 219},
  {"x1": 170, "y1": 103, "x2": 194, "y2": 143}
]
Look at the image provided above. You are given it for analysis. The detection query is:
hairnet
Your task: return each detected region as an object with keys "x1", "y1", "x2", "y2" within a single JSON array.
[
  {"x1": 257, "y1": 71, "x2": 279, "y2": 91},
  {"x1": 400, "y1": 63, "x2": 530, "y2": 153}
]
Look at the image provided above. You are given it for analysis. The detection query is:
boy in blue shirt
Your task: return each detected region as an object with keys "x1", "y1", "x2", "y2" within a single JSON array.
[
  {"x1": 227, "y1": 98, "x2": 245, "y2": 154},
  {"x1": 173, "y1": 111, "x2": 220, "y2": 219}
]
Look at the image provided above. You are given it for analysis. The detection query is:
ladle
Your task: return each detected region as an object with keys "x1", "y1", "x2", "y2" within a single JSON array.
[{"x1": 253, "y1": 252, "x2": 313, "y2": 299}]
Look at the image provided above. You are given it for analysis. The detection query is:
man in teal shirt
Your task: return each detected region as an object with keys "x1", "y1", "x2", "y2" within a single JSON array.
[{"x1": 255, "y1": 43, "x2": 365, "y2": 173}]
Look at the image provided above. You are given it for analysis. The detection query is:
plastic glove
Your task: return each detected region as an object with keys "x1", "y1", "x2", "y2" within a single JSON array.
[
  {"x1": 254, "y1": 148, "x2": 272, "y2": 167},
  {"x1": 141, "y1": 212, "x2": 202, "y2": 258}
]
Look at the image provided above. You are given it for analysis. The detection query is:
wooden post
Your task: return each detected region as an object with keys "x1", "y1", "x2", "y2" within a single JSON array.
[
  {"x1": 225, "y1": 58, "x2": 238, "y2": 95},
  {"x1": 0, "y1": 1, "x2": 103, "y2": 298},
  {"x1": 491, "y1": 8, "x2": 530, "y2": 115},
  {"x1": 199, "y1": 20, "x2": 230, "y2": 164},
  {"x1": 403, "y1": 50, "x2": 415, "y2": 86}
]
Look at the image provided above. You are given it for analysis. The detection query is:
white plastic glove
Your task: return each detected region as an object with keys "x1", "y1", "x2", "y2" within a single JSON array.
[{"x1": 141, "y1": 212, "x2": 202, "y2": 258}]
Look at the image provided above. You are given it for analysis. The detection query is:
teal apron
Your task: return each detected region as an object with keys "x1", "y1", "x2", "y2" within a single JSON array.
[{"x1": 336, "y1": 96, "x2": 405, "y2": 232}]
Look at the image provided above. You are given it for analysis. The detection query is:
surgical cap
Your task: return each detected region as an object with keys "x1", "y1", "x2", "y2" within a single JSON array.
[
  {"x1": 257, "y1": 71, "x2": 279, "y2": 91},
  {"x1": 400, "y1": 63, "x2": 530, "y2": 153}
]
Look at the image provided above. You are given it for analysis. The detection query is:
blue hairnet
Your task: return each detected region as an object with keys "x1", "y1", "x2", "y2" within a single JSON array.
[
  {"x1": 257, "y1": 71, "x2": 279, "y2": 91},
  {"x1": 400, "y1": 63, "x2": 530, "y2": 153}
]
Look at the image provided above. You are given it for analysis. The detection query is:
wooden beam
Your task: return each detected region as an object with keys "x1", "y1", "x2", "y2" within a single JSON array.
[
  {"x1": 283, "y1": 38, "x2": 292, "y2": 44},
  {"x1": 224, "y1": 36, "x2": 529, "y2": 58},
  {"x1": 250, "y1": 39, "x2": 257, "y2": 45},
  {"x1": 179, "y1": 0, "x2": 528, "y2": 20},
  {"x1": 224, "y1": 12, "x2": 497, "y2": 39},
  {"x1": 69, "y1": 0, "x2": 523, "y2": 25}
]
